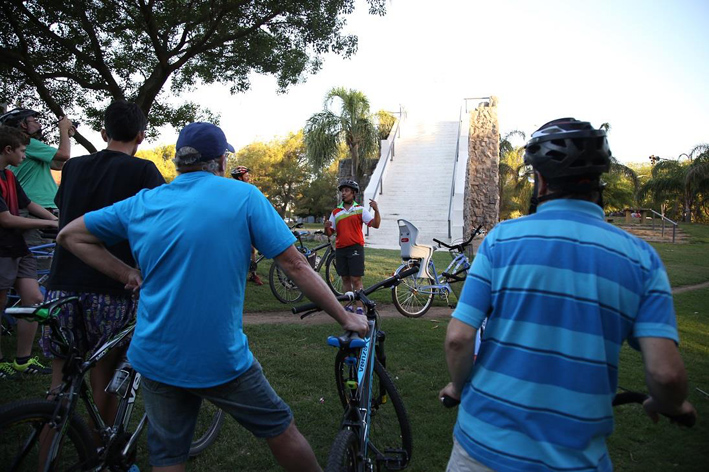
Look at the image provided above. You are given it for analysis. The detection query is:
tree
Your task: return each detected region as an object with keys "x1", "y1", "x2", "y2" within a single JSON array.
[
  {"x1": 135, "y1": 144, "x2": 178, "y2": 182},
  {"x1": 0, "y1": 0, "x2": 387, "y2": 152},
  {"x1": 304, "y1": 87, "x2": 379, "y2": 181},
  {"x1": 231, "y1": 131, "x2": 310, "y2": 218},
  {"x1": 498, "y1": 130, "x2": 533, "y2": 220}
]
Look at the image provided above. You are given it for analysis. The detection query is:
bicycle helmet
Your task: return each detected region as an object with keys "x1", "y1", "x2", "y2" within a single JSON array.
[
  {"x1": 0, "y1": 108, "x2": 40, "y2": 128},
  {"x1": 524, "y1": 118, "x2": 611, "y2": 213},
  {"x1": 524, "y1": 118, "x2": 611, "y2": 181},
  {"x1": 231, "y1": 166, "x2": 250, "y2": 179},
  {"x1": 338, "y1": 179, "x2": 359, "y2": 193}
]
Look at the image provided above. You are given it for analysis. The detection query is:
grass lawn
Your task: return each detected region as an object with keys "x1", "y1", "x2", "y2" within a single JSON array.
[{"x1": 2, "y1": 224, "x2": 708, "y2": 470}]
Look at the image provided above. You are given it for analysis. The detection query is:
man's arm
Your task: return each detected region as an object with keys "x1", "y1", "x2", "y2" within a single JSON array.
[
  {"x1": 439, "y1": 318, "x2": 477, "y2": 401},
  {"x1": 638, "y1": 337, "x2": 696, "y2": 423},
  {"x1": 50, "y1": 116, "x2": 75, "y2": 170},
  {"x1": 57, "y1": 216, "x2": 142, "y2": 291},
  {"x1": 368, "y1": 199, "x2": 381, "y2": 229},
  {"x1": 0, "y1": 210, "x2": 57, "y2": 230},
  {"x1": 274, "y1": 245, "x2": 367, "y2": 337},
  {"x1": 324, "y1": 213, "x2": 335, "y2": 237}
]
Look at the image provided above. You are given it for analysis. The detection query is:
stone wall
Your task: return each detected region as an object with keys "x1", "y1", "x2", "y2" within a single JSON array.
[{"x1": 464, "y1": 97, "x2": 500, "y2": 234}]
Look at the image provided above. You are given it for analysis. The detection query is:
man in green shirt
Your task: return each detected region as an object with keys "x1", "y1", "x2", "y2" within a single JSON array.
[{"x1": 0, "y1": 108, "x2": 75, "y2": 210}]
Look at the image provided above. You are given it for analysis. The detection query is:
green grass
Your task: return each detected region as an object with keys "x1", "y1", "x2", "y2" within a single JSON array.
[{"x1": 3, "y1": 224, "x2": 709, "y2": 471}]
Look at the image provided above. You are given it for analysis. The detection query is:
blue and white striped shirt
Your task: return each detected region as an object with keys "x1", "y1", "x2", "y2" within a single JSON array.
[{"x1": 452, "y1": 199, "x2": 677, "y2": 472}]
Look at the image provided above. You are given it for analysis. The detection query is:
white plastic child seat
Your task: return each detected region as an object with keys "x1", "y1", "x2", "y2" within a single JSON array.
[{"x1": 397, "y1": 219, "x2": 435, "y2": 279}]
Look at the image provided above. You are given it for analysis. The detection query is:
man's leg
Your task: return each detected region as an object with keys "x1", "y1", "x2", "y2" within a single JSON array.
[
  {"x1": 12, "y1": 277, "x2": 49, "y2": 374},
  {"x1": 266, "y1": 420, "x2": 322, "y2": 472}
]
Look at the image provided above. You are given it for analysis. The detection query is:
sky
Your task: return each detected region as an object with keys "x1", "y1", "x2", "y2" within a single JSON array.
[{"x1": 79, "y1": 0, "x2": 709, "y2": 164}]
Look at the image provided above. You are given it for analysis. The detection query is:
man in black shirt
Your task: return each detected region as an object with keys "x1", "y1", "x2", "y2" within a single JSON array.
[{"x1": 41, "y1": 101, "x2": 165, "y2": 424}]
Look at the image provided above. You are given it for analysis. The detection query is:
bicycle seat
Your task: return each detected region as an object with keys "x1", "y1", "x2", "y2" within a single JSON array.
[{"x1": 397, "y1": 219, "x2": 434, "y2": 279}]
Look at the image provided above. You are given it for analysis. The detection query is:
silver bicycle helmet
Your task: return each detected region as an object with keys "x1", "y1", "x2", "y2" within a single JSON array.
[{"x1": 0, "y1": 108, "x2": 40, "y2": 128}]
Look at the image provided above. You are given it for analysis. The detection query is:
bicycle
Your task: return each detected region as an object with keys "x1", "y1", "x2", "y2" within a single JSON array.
[
  {"x1": 0, "y1": 297, "x2": 225, "y2": 471},
  {"x1": 391, "y1": 219, "x2": 484, "y2": 318},
  {"x1": 292, "y1": 264, "x2": 421, "y2": 472},
  {"x1": 269, "y1": 222, "x2": 342, "y2": 303}
]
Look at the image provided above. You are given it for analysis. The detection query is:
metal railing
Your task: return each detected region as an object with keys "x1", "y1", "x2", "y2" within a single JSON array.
[
  {"x1": 365, "y1": 106, "x2": 404, "y2": 237},
  {"x1": 447, "y1": 97, "x2": 491, "y2": 239},
  {"x1": 648, "y1": 209, "x2": 679, "y2": 243}
]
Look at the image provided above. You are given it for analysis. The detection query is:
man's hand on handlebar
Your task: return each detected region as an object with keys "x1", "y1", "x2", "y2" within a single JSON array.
[
  {"x1": 341, "y1": 310, "x2": 368, "y2": 337},
  {"x1": 439, "y1": 382, "x2": 461, "y2": 407},
  {"x1": 643, "y1": 397, "x2": 697, "y2": 426}
]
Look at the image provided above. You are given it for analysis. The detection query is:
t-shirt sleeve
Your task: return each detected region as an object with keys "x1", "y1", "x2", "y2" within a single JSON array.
[
  {"x1": 362, "y1": 207, "x2": 374, "y2": 226},
  {"x1": 452, "y1": 234, "x2": 493, "y2": 329},
  {"x1": 142, "y1": 161, "x2": 166, "y2": 189},
  {"x1": 247, "y1": 188, "x2": 296, "y2": 259},
  {"x1": 84, "y1": 199, "x2": 131, "y2": 247},
  {"x1": 328, "y1": 212, "x2": 336, "y2": 232},
  {"x1": 627, "y1": 248, "x2": 679, "y2": 350},
  {"x1": 26, "y1": 138, "x2": 57, "y2": 163},
  {"x1": 15, "y1": 181, "x2": 31, "y2": 209}
]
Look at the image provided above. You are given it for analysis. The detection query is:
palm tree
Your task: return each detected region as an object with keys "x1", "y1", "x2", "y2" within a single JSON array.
[
  {"x1": 498, "y1": 130, "x2": 533, "y2": 219},
  {"x1": 304, "y1": 87, "x2": 379, "y2": 181}
]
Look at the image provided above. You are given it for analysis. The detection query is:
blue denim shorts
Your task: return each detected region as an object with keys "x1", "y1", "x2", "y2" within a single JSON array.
[{"x1": 141, "y1": 359, "x2": 293, "y2": 467}]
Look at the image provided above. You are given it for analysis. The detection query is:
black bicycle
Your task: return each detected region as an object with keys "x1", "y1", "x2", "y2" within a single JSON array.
[
  {"x1": 269, "y1": 223, "x2": 342, "y2": 303},
  {"x1": 0, "y1": 298, "x2": 224, "y2": 471},
  {"x1": 292, "y1": 265, "x2": 420, "y2": 472}
]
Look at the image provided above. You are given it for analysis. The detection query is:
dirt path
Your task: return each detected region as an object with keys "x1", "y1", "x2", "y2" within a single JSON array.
[
  {"x1": 243, "y1": 281, "x2": 709, "y2": 325},
  {"x1": 243, "y1": 305, "x2": 453, "y2": 326}
]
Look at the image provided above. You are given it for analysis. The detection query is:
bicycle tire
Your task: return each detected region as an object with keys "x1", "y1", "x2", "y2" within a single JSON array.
[
  {"x1": 325, "y1": 429, "x2": 359, "y2": 472},
  {"x1": 0, "y1": 399, "x2": 98, "y2": 471},
  {"x1": 189, "y1": 404, "x2": 226, "y2": 457},
  {"x1": 334, "y1": 353, "x2": 413, "y2": 470},
  {"x1": 391, "y1": 266, "x2": 434, "y2": 318},
  {"x1": 325, "y1": 254, "x2": 344, "y2": 296},
  {"x1": 268, "y1": 262, "x2": 304, "y2": 304}
]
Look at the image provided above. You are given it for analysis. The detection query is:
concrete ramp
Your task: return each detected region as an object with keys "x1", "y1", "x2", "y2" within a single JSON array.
[{"x1": 364, "y1": 117, "x2": 460, "y2": 250}]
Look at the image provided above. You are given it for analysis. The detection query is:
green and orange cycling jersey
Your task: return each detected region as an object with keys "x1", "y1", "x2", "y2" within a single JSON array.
[{"x1": 328, "y1": 201, "x2": 374, "y2": 248}]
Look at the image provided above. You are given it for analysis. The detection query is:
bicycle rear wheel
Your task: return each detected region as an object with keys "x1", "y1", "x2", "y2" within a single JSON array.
[
  {"x1": 325, "y1": 429, "x2": 359, "y2": 472},
  {"x1": 189, "y1": 403, "x2": 226, "y2": 457},
  {"x1": 391, "y1": 267, "x2": 434, "y2": 318},
  {"x1": 268, "y1": 262, "x2": 304, "y2": 304},
  {"x1": 325, "y1": 254, "x2": 343, "y2": 296},
  {"x1": 333, "y1": 353, "x2": 412, "y2": 470},
  {"x1": 0, "y1": 399, "x2": 98, "y2": 471}
]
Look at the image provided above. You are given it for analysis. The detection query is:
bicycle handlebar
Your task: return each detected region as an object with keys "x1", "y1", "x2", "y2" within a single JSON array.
[
  {"x1": 441, "y1": 391, "x2": 695, "y2": 427},
  {"x1": 291, "y1": 264, "x2": 421, "y2": 315},
  {"x1": 5, "y1": 296, "x2": 79, "y2": 323},
  {"x1": 433, "y1": 225, "x2": 484, "y2": 253}
]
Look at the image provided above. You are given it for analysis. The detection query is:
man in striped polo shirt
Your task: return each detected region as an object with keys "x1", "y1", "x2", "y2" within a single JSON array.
[
  {"x1": 440, "y1": 118, "x2": 696, "y2": 472},
  {"x1": 324, "y1": 179, "x2": 380, "y2": 313}
]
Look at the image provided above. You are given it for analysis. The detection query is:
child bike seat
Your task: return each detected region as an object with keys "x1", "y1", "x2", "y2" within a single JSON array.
[{"x1": 397, "y1": 219, "x2": 435, "y2": 279}]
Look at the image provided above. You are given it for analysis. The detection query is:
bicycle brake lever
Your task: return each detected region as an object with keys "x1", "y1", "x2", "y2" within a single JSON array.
[{"x1": 300, "y1": 310, "x2": 319, "y2": 320}]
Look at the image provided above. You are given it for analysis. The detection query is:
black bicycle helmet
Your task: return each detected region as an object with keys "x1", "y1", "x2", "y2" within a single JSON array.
[
  {"x1": 0, "y1": 108, "x2": 40, "y2": 128},
  {"x1": 524, "y1": 118, "x2": 611, "y2": 181},
  {"x1": 338, "y1": 179, "x2": 359, "y2": 193}
]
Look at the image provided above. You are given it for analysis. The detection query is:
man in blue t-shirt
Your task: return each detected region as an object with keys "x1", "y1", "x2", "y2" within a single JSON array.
[
  {"x1": 440, "y1": 118, "x2": 696, "y2": 472},
  {"x1": 57, "y1": 122, "x2": 367, "y2": 471}
]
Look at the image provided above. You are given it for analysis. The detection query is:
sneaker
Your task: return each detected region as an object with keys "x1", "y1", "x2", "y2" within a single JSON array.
[
  {"x1": 0, "y1": 361, "x2": 20, "y2": 379},
  {"x1": 345, "y1": 306, "x2": 354, "y2": 313},
  {"x1": 249, "y1": 273, "x2": 264, "y2": 286},
  {"x1": 13, "y1": 356, "x2": 51, "y2": 375},
  {"x1": 356, "y1": 307, "x2": 364, "y2": 316}
]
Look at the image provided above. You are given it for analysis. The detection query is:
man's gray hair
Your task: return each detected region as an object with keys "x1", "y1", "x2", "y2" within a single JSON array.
[{"x1": 173, "y1": 146, "x2": 220, "y2": 173}]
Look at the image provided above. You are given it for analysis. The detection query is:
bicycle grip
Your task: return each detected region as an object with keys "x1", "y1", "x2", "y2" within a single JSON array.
[{"x1": 440, "y1": 394, "x2": 460, "y2": 408}]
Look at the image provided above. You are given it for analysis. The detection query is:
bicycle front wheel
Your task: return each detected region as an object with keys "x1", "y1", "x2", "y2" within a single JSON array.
[
  {"x1": 325, "y1": 254, "x2": 344, "y2": 296},
  {"x1": 333, "y1": 354, "x2": 413, "y2": 470},
  {"x1": 392, "y1": 267, "x2": 434, "y2": 318},
  {"x1": 189, "y1": 403, "x2": 226, "y2": 457},
  {"x1": 325, "y1": 429, "x2": 359, "y2": 472},
  {"x1": 268, "y1": 262, "x2": 304, "y2": 304},
  {"x1": 0, "y1": 399, "x2": 98, "y2": 471}
]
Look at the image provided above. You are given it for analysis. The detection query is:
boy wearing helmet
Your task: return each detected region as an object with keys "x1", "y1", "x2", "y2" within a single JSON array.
[
  {"x1": 231, "y1": 165, "x2": 263, "y2": 285},
  {"x1": 440, "y1": 118, "x2": 695, "y2": 472},
  {"x1": 324, "y1": 179, "x2": 380, "y2": 312}
]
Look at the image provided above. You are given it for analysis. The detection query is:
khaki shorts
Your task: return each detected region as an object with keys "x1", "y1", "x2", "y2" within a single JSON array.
[{"x1": 0, "y1": 254, "x2": 38, "y2": 290}]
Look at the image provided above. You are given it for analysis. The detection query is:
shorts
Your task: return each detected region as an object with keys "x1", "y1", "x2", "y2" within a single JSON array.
[
  {"x1": 0, "y1": 254, "x2": 37, "y2": 290},
  {"x1": 141, "y1": 359, "x2": 293, "y2": 467},
  {"x1": 447, "y1": 438, "x2": 495, "y2": 472},
  {"x1": 39, "y1": 290, "x2": 137, "y2": 359},
  {"x1": 335, "y1": 244, "x2": 365, "y2": 277}
]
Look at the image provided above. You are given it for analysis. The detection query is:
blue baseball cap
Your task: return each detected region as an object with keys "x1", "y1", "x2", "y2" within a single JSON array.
[{"x1": 176, "y1": 122, "x2": 233, "y2": 161}]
